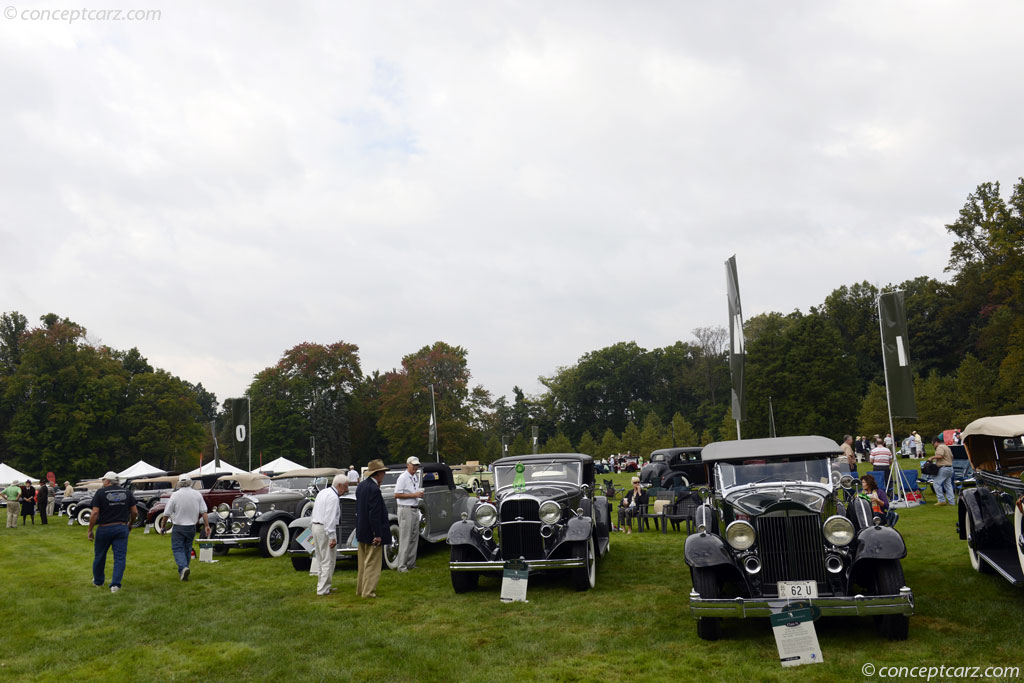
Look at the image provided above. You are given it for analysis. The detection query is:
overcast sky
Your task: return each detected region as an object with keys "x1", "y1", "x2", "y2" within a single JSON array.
[{"x1": 2, "y1": 1, "x2": 1023, "y2": 406}]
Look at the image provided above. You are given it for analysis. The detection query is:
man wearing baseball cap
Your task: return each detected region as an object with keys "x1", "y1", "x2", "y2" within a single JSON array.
[
  {"x1": 164, "y1": 474, "x2": 211, "y2": 582},
  {"x1": 87, "y1": 471, "x2": 138, "y2": 593},
  {"x1": 394, "y1": 456, "x2": 424, "y2": 572}
]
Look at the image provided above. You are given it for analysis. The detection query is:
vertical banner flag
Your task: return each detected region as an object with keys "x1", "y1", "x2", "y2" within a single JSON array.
[
  {"x1": 231, "y1": 398, "x2": 250, "y2": 468},
  {"x1": 211, "y1": 420, "x2": 220, "y2": 469},
  {"x1": 531, "y1": 426, "x2": 539, "y2": 454},
  {"x1": 725, "y1": 255, "x2": 746, "y2": 422},
  {"x1": 878, "y1": 292, "x2": 917, "y2": 419},
  {"x1": 428, "y1": 384, "x2": 438, "y2": 459}
]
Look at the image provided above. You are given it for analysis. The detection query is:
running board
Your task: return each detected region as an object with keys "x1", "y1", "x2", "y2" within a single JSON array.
[{"x1": 977, "y1": 549, "x2": 1024, "y2": 585}]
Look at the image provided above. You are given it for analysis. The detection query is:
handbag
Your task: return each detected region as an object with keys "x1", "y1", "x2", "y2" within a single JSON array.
[{"x1": 921, "y1": 461, "x2": 939, "y2": 476}]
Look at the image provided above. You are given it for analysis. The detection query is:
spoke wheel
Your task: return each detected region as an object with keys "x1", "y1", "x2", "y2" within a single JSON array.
[
  {"x1": 259, "y1": 519, "x2": 290, "y2": 558},
  {"x1": 76, "y1": 506, "x2": 92, "y2": 526},
  {"x1": 383, "y1": 523, "x2": 401, "y2": 569}
]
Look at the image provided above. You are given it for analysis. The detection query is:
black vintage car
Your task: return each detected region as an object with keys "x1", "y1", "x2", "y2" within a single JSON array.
[
  {"x1": 447, "y1": 453, "x2": 611, "y2": 592},
  {"x1": 287, "y1": 462, "x2": 472, "y2": 572},
  {"x1": 206, "y1": 468, "x2": 340, "y2": 557},
  {"x1": 685, "y1": 436, "x2": 914, "y2": 641},
  {"x1": 956, "y1": 415, "x2": 1024, "y2": 585},
  {"x1": 640, "y1": 447, "x2": 706, "y2": 490}
]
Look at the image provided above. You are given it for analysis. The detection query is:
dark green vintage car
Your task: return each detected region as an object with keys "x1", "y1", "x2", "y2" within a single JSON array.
[{"x1": 685, "y1": 436, "x2": 914, "y2": 641}]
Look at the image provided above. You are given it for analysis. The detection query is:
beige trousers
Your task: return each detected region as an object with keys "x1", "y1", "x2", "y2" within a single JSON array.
[
  {"x1": 6, "y1": 501, "x2": 19, "y2": 527},
  {"x1": 312, "y1": 524, "x2": 336, "y2": 596},
  {"x1": 356, "y1": 542, "x2": 383, "y2": 597}
]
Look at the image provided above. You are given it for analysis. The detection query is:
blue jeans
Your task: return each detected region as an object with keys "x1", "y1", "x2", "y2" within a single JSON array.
[
  {"x1": 171, "y1": 525, "x2": 196, "y2": 572},
  {"x1": 93, "y1": 524, "x2": 129, "y2": 587},
  {"x1": 933, "y1": 465, "x2": 955, "y2": 504}
]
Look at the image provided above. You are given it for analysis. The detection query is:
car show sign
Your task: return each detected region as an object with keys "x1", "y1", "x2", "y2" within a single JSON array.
[
  {"x1": 878, "y1": 291, "x2": 917, "y2": 419},
  {"x1": 500, "y1": 558, "x2": 529, "y2": 603},
  {"x1": 770, "y1": 607, "x2": 823, "y2": 667},
  {"x1": 232, "y1": 397, "x2": 251, "y2": 468}
]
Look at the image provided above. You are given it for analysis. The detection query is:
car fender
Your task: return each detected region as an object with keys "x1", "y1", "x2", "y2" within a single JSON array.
[
  {"x1": 254, "y1": 510, "x2": 293, "y2": 528},
  {"x1": 563, "y1": 515, "x2": 593, "y2": 543},
  {"x1": 446, "y1": 519, "x2": 493, "y2": 558},
  {"x1": 692, "y1": 503, "x2": 717, "y2": 533},
  {"x1": 850, "y1": 525, "x2": 907, "y2": 565},
  {"x1": 958, "y1": 486, "x2": 1007, "y2": 541},
  {"x1": 684, "y1": 531, "x2": 732, "y2": 568},
  {"x1": 846, "y1": 496, "x2": 875, "y2": 531},
  {"x1": 288, "y1": 515, "x2": 312, "y2": 533}
]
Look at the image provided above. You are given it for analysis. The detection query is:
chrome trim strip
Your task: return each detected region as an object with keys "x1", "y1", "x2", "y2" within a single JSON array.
[
  {"x1": 450, "y1": 558, "x2": 584, "y2": 571},
  {"x1": 689, "y1": 587, "x2": 914, "y2": 617}
]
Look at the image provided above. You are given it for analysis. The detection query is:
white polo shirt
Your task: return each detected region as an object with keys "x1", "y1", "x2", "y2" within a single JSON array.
[
  {"x1": 394, "y1": 470, "x2": 422, "y2": 507},
  {"x1": 165, "y1": 487, "x2": 209, "y2": 527},
  {"x1": 310, "y1": 486, "x2": 341, "y2": 541}
]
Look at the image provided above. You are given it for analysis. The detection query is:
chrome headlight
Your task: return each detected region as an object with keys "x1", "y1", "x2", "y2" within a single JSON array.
[
  {"x1": 823, "y1": 515, "x2": 855, "y2": 546},
  {"x1": 215, "y1": 523, "x2": 226, "y2": 534},
  {"x1": 230, "y1": 522, "x2": 242, "y2": 534},
  {"x1": 840, "y1": 474, "x2": 854, "y2": 489},
  {"x1": 474, "y1": 503, "x2": 497, "y2": 528},
  {"x1": 216, "y1": 503, "x2": 231, "y2": 517},
  {"x1": 725, "y1": 520, "x2": 756, "y2": 550},
  {"x1": 539, "y1": 500, "x2": 561, "y2": 525},
  {"x1": 242, "y1": 501, "x2": 257, "y2": 519}
]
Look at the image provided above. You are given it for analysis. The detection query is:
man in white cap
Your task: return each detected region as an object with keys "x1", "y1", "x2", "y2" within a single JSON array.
[
  {"x1": 87, "y1": 472, "x2": 138, "y2": 592},
  {"x1": 394, "y1": 456, "x2": 424, "y2": 572},
  {"x1": 164, "y1": 474, "x2": 211, "y2": 581},
  {"x1": 310, "y1": 474, "x2": 349, "y2": 595}
]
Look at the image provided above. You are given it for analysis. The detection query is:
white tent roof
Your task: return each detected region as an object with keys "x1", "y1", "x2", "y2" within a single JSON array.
[
  {"x1": 117, "y1": 460, "x2": 166, "y2": 479},
  {"x1": 251, "y1": 456, "x2": 304, "y2": 474},
  {"x1": 187, "y1": 460, "x2": 245, "y2": 476},
  {"x1": 0, "y1": 463, "x2": 38, "y2": 485}
]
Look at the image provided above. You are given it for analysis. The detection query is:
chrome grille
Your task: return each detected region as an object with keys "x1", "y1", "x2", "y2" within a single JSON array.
[
  {"x1": 499, "y1": 499, "x2": 543, "y2": 560},
  {"x1": 756, "y1": 513, "x2": 826, "y2": 589},
  {"x1": 339, "y1": 500, "x2": 356, "y2": 543}
]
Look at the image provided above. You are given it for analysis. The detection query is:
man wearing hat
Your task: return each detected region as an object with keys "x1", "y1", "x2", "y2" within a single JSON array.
[
  {"x1": 310, "y1": 474, "x2": 350, "y2": 595},
  {"x1": 394, "y1": 456, "x2": 424, "y2": 572},
  {"x1": 2, "y1": 480, "x2": 21, "y2": 528},
  {"x1": 355, "y1": 459, "x2": 392, "y2": 598},
  {"x1": 87, "y1": 472, "x2": 138, "y2": 592},
  {"x1": 164, "y1": 474, "x2": 211, "y2": 581}
]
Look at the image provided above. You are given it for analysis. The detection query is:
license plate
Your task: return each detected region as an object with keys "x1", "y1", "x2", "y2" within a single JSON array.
[{"x1": 777, "y1": 580, "x2": 818, "y2": 599}]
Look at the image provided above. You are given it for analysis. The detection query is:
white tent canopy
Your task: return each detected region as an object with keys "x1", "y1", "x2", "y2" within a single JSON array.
[
  {"x1": 187, "y1": 460, "x2": 245, "y2": 476},
  {"x1": 117, "y1": 460, "x2": 166, "y2": 479},
  {"x1": 0, "y1": 463, "x2": 38, "y2": 485},
  {"x1": 251, "y1": 456, "x2": 304, "y2": 474}
]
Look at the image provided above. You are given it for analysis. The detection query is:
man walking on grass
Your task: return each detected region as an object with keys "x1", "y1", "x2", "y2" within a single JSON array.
[
  {"x1": 165, "y1": 475, "x2": 211, "y2": 581},
  {"x1": 87, "y1": 472, "x2": 138, "y2": 593},
  {"x1": 311, "y1": 474, "x2": 349, "y2": 595},
  {"x1": 2, "y1": 480, "x2": 20, "y2": 528}
]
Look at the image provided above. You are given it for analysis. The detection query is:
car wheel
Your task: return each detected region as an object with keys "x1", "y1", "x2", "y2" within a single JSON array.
[
  {"x1": 873, "y1": 560, "x2": 909, "y2": 641},
  {"x1": 966, "y1": 510, "x2": 993, "y2": 574},
  {"x1": 132, "y1": 506, "x2": 148, "y2": 528},
  {"x1": 259, "y1": 519, "x2": 290, "y2": 558},
  {"x1": 571, "y1": 535, "x2": 596, "y2": 591},
  {"x1": 383, "y1": 523, "x2": 401, "y2": 570},
  {"x1": 692, "y1": 567, "x2": 722, "y2": 641},
  {"x1": 291, "y1": 555, "x2": 312, "y2": 572},
  {"x1": 300, "y1": 501, "x2": 314, "y2": 518},
  {"x1": 212, "y1": 545, "x2": 230, "y2": 556},
  {"x1": 66, "y1": 504, "x2": 78, "y2": 521},
  {"x1": 76, "y1": 505, "x2": 92, "y2": 526},
  {"x1": 450, "y1": 545, "x2": 479, "y2": 593},
  {"x1": 154, "y1": 513, "x2": 171, "y2": 535}
]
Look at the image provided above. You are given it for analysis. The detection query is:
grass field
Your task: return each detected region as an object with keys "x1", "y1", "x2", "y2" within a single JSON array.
[{"x1": 1, "y1": 461, "x2": 1023, "y2": 682}]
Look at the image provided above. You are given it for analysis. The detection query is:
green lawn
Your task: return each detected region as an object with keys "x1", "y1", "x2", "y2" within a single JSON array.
[{"x1": 1, "y1": 464, "x2": 1022, "y2": 682}]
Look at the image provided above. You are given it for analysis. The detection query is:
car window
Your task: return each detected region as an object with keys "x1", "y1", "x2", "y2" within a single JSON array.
[
  {"x1": 494, "y1": 461, "x2": 581, "y2": 488},
  {"x1": 716, "y1": 457, "x2": 830, "y2": 490}
]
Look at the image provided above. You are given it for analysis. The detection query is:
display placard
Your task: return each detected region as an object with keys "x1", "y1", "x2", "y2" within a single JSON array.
[
  {"x1": 197, "y1": 542, "x2": 215, "y2": 563},
  {"x1": 770, "y1": 607, "x2": 823, "y2": 667},
  {"x1": 296, "y1": 527, "x2": 315, "y2": 552},
  {"x1": 500, "y1": 559, "x2": 528, "y2": 603}
]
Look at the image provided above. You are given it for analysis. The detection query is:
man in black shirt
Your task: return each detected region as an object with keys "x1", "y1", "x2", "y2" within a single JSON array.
[{"x1": 87, "y1": 471, "x2": 138, "y2": 593}]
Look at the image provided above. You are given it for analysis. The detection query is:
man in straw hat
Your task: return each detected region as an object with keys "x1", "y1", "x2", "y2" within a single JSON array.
[{"x1": 355, "y1": 459, "x2": 392, "y2": 598}]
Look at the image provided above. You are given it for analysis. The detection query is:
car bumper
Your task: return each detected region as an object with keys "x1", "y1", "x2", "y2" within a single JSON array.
[
  {"x1": 689, "y1": 587, "x2": 914, "y2": 618},
  {"x1": 287, "y1": 547, "x2": 358, "y2": 558},
  {"x1": 205, "y1": 536, "x2": 259, "y2": 546},
  {"x1": 450, "y1": 557, "x2": 585, "y2": 571}
]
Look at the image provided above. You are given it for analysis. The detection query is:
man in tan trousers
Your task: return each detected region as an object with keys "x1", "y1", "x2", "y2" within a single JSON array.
[
  {"x1": 355, "y1": 460, "x2": 392, "y2": 598},
  {"x1": 3, "y1": 480, "x2": 22, "y2": 528}
]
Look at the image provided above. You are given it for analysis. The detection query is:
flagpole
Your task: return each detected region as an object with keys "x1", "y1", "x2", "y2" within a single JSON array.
[
  {"x1": 247, "y1": 397, "x2": 252, "y2": 473},
  {"x1": 429, "y1": 384, "x2": 439, "y2": 463},
  {"x1": 877, "y1": 296, "x2": 907, "y2": 503}
]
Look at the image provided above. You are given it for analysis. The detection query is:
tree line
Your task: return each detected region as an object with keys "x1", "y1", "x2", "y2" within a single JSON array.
[{"x1": 1, "y1": 178, "x2": 1021, "y2": 480}]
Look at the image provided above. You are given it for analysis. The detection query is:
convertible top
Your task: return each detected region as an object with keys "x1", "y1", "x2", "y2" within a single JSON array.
[
  {"x1": 493, "y1": 453, "x2": 594, "y2": 466},
  {"x1": 961, "y1": 414, "x2": 1024, "y2": 440},
  {"x1": 960, "y1": 414, "x2": 1024, "y2": 473},
  {"x1": 701, "y1": 436, "x2": 842, "y2": 462},
  {"x1": 271, "y1": 467, "x2": 341, "y2": 479}
]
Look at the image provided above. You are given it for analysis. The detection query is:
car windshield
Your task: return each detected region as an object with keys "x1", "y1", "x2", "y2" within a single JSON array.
[
  {"x1": 380, "y1": 471, "x2": 403, "y2": 487},
  {"x1": 494, "y1": 461, "x2": 581, "y2": 488},
  {"x1": 716, "y1": 457, "x2": 830, "y2": 490},
  {"x1": 272, "y1": 476, "x2": 324, "y2": 490}
]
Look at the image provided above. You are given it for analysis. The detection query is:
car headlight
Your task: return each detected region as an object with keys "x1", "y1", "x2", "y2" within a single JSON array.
[
  {"x1": 242, "y1": 501, "x2": 257, "y2": 519},
  {"x1": 823, "y1": 515, "x2": 855, "y2": 546},
  {"x1": 230, "y1": 522, "x2": 242, "y2": 534},
  {"x1": 215, "y1": 523, "x2": 226, "y2": 534},
  {"x1": 216, "y1": 503, "x2": 231, "y2": 517},
  {"x1": 725, "y1": 520, "x2": 756, "y2": 550},
  {"x1": 539, "y1": 500, "x2": 561, "y2": 525},
  {"x1": 839, "y1": 474, "x2": 854, "y2": 489},
  {"x1": 474, "y1": 503, "x2": 497, "y2": 528}
]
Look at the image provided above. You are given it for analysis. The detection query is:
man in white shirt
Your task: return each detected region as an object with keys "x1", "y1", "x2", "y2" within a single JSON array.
[
  {"x1": 165, "y1": 475, "x2": 211, "y2": 582},
  {"x1": 347, "y1": 466, "x2": 359, "y2": 485},
  {"x1": 310, "y1": 474, "x2": 349, "y2": 595},
  {"x1": 394, "y1": 456, "x2": 424, "y2": 572}
]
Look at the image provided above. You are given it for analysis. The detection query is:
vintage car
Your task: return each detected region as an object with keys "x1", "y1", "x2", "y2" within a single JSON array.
[
  {"x1": 287, "y1": 462, "x2": 472, "y2": 571},
  {"x1": 451, "y1": 461, "x2": 494, "y2": 492},
  {"x1": 641, "y1": 447, "x2": 706, "y2": 490},
  {"x1": 148, "y1": 472, "x2": 268, "y2": 533},
  {"x1": 447, "y1": 453, "x2": 611, "y2": 592},
  {"x1": 685, "y1": 436, "x2": 914, "y2": 641},
  {"x1": 71, "y1": 475, "x2": 178, "y2": 527},
  {"x1": 62, "y1": 481, "x2": 102, "y2": 519},
  {"x1": 206, "y1": 467, "x2": 340, "y2": 557},
  {"x1": 956, "y1": 415, "x2": 1024, "y2": 585}
]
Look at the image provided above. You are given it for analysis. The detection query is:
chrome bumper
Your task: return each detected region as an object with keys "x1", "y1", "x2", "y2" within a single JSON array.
[
  {"x1": 450, "y1": 557, "x2": 584, "y2": 571},
  {"x1": 204, "y1": 536, "x2": 259, "y2": 546},
  {"x1": 689, "y1": 587, "x2": 914, "y2": 618},
  {"x1": 286, "y1": 547, "x2": 358, "y2": 558}
]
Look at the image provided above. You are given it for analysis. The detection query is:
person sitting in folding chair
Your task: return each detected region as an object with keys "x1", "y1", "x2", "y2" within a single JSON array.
[
  {"x1": 860, "y1": 474, "x2": 898, "y2": 527},
  {"x1": 617, "y1": 477, "x2": 647, "y2": 534}
]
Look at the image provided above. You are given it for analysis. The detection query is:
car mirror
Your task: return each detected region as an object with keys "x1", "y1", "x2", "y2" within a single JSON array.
[
  {"x1": 580, "y1": 483, "x2": 590, "y2": 495},
  {"x1": 697, "y1": 487, "x2": 711, "y2": 502}
]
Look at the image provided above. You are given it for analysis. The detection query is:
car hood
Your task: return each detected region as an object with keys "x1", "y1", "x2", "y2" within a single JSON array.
[
  {"x1": 240, "y1": 490, "x2": 304, "y2": 506},
  {"x1": 498, "y1": 485, "x2": 580, "y2": 506},
  {"x1": 722, "y1": 483, "x2": 828, "y2": 515}
]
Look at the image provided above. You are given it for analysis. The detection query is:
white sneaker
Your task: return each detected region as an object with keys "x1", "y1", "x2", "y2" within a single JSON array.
[
  {"x1": 110, "y1": 585, "x2": 120, "y2": 593},
  {"x1": 181, "y1": 566, "x2": 190, "y2": 581}
]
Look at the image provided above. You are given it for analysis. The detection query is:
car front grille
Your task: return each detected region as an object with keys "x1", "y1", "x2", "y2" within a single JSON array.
[
  {"x1": 756, "y1": 513, "x2": 826, "y2": 588},
  {"x1": 499, "y1": 499, "x2": 543, "y2": 560},
  {"x1": 339, "y1": 500, "x2": 356, "y2": 543}
]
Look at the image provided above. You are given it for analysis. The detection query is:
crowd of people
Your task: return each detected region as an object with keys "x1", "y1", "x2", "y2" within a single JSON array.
[{"x1": 1, "y1": 479, "x2": 59, "y2": 527}]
